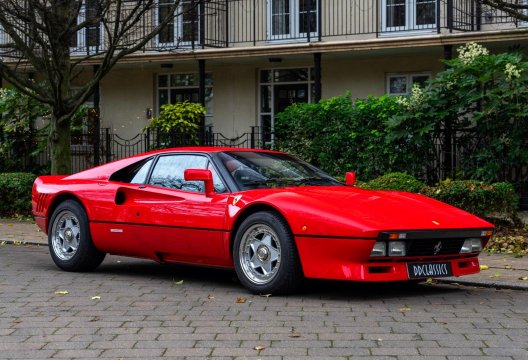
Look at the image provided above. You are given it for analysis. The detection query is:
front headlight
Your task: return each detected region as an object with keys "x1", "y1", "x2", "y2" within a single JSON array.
[
  {"x1": 460, "y1": 238, "x2": 482, "y2": 253},
  {"x1": 370, "y1": 241, "x2": 386, "y2": 257},
  {"x1": 388, "y1": 241, "x2": 406, "y2": 256}
]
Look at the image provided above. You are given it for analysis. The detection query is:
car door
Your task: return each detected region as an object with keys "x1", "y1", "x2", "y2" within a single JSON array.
[{"x1": 134, "y1": 153, "x2": 230, "y2": 266}]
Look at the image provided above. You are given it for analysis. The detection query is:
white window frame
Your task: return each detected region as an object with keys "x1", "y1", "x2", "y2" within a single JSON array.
[
  {"x1": 386, "y1": 72, "x2": 431, "y2": 96},
  {"x1": 155, "y1": 0, "x2": 200, "y2": 48},
  {"x1": 259, "y1": 67, "x2": 314, "y2": 144},
  {"x1": 267, "y1": 0, "x2": 319, "y2": 41},
  {"x1": 381, "y1": 0, "x2": 437, "y2": 34},
  {"x1": 156, "y1": 72, "x2": 213, "y2": 125},
  {"x1": 71, "y1": 0, "x2": 104, "y2": 55}
]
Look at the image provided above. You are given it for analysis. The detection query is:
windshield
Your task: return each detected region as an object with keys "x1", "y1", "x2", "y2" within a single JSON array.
[{"x1": 219, "y1": 151, "x2": 341, "y2": 190}]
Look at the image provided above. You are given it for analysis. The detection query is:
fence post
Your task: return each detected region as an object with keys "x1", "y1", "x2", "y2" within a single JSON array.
[
  {"x1": 200, "y1": 0, "x2": 206, "y2": 49},
  {"x1": 317, "y1": 0, "x2": 322, "y2": 41},
  {"x1": 225, "y1": 0, "x2": 229, "y2": 47},
  {"x1": 250, "y1": 126, "x2": 256, "y2": 149},
  {"x1": 446, "y1": 0, "x2": 453, "y2": 33},
  {"x1": 105, "y1": 128, "x2": 111, "y2": 163},
  {"x1": 145, "y1": 128, "x2": 151, "y2": 151}
]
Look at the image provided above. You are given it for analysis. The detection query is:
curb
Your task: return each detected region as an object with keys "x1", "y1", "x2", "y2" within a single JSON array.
[
  {"x1": 0, "y1": 239, "x2": 45, "y2": 247},
  {"x1": 436, "y1": 278, "x2": 528, "y2": 291}
]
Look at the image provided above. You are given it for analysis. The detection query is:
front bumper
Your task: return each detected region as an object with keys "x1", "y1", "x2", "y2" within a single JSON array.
[{"x1": 294, "y1": 236, "x2": 481, "y2": 281}]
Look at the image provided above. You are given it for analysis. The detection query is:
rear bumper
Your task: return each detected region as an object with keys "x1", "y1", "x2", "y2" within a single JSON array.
[{"x1": 294, "y1": 235, "x2": 480, "y2": 281}]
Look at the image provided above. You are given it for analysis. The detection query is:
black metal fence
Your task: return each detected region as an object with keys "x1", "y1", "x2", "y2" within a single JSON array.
[{"x1": 33, "y1": 126, "x2": 267, "y2": 173}]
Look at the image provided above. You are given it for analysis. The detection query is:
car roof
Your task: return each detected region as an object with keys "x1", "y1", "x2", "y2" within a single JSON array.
[
  {"x1": 147, "y1": 146, "x2": 281, "y2": 154},
  {"x1": 64, "y1": 147, "x2": 283, "y2": 180}
]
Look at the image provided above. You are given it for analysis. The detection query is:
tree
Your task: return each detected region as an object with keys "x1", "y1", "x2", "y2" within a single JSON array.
[
  {"x1": 0, "y1": 0, "x2": 180, "y2": 174},
  {"x1": 478, "y1": 1, "x2": 528, "y2": 22}
]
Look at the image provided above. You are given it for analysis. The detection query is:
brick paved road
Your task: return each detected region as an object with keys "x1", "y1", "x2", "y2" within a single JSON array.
[{"x1": 1, "y1": 244, "x2": 528, "y2": 359}]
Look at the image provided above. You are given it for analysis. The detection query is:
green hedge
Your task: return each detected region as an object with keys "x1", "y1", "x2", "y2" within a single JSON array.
[
  {"x1": 360, "y1": 172, "x2": 426, "y2": 193},
  {"x1": 360, "y1": 173, "x2": 518, "y2": 218},
  {"x1": 0, "y1": 173, "x2": 36, "y2": 217},
  {"x1": 423, "y1": 179, "x2": 518, "y2": 219}
]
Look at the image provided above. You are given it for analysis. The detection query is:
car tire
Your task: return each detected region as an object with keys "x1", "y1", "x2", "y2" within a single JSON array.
[
  {"x1": 233, "y1": 211, "x2": 303, "y2": 295},
  {"x1": 48, "y1": 200, "x2": 106, "y2": 272}
]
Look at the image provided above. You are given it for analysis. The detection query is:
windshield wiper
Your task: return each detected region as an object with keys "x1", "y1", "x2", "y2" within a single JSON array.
[{"x1": 293, "y1": 177, "x2": 333, "y2": 185}]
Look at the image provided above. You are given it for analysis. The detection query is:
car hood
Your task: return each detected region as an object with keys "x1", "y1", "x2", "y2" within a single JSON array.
[{"x1": 239, "y1": 186, "x2": 493, "y2": 238}]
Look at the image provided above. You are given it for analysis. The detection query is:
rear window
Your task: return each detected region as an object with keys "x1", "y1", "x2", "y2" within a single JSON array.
[{"x1": 109, "y1": 158, "x2": 154, "y2": 184}]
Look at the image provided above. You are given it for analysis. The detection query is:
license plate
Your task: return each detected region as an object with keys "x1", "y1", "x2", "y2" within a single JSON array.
[{"x1": 407, "y1": 262, "x2": 453, "y2": 279}]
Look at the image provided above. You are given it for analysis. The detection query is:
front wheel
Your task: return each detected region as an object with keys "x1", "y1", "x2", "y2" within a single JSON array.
[
  {"x1": 233, "y1": 211, "x2": 303, "y2": 294},
  {"x1": 48, "y1": 200, "x2": 106, "y2": 272}
]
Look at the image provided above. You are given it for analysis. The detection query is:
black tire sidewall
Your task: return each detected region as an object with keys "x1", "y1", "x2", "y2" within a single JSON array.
[
  {"x1": 233, "y1": 211, "x2": 302, "y2": 294},
  {"x1": 48, "y1": 200, "x2": 104, "y2": 271}
]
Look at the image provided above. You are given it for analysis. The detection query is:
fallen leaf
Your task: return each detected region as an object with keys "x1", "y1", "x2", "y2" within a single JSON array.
[
  {"x1": 519, "y1": 276, "x2": 528, "y2": 281},
  {"x1": 425, "y1": 278, "x2": 434, "y2": 285},
  {"x1": 7, "y1": 223, "x2": 13, "y2": 227},
  {"x1": 54, "y1": 290, "x2": 69, "y2": 295},
  {"x1": 91, "y1": 296, "x2": 101, "y2": 300},
  {"x1": 235, "y1": 297, "x2": 247, "y2": 304},
  {"x1": 399, "y1": 307, "x2": 411, "y2": 312},
  {"x1": 289, "y1": 327, "x2": 301, "y2": 338},
  {"x1": 505, "y1": 265, "x2": 512, "y2": 270},
  {"x1": 480, "y1": 265, "x2": 489, "y2": 270},
  {"x1": 254, "y1": 345, "x2": 266, "y2": 351},
  {"x1": 489, "y1": 272, "x2": 502, "y2": 278},
  {"x1": 207, "y1": 295, "x2": 215, "y2": 300},
  {"x1": 174, "y1": 279, "x2": 184, "y2": 285},
  {"x1": 0, "y1": 241, "x2": 6, "y2": 246}
]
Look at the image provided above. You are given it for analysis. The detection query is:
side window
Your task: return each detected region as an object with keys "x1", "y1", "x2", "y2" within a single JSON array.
[
  {"x1": 148, "y1": 155, "x2": 208, "y2": 192},
  {"x1": 387, "y1": 72, "x2": 431, "y2": 96},
  {"x1": 109, "y1": 158, "x2": 154, "y2": 184}
]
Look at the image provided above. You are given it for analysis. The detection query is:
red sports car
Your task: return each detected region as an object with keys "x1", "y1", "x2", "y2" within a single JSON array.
[{"x1": 32, "y1": 147, "x2": 493, "y2": 294}]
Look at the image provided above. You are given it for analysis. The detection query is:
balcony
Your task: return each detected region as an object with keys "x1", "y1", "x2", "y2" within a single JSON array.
[{"x1": 0, "y1": 0, "x2": 525, "y2": 59}]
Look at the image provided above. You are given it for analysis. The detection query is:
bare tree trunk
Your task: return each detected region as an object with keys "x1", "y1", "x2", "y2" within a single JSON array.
[{"x1": 49, "y1": 114, "x2": 72, "y2": 175}]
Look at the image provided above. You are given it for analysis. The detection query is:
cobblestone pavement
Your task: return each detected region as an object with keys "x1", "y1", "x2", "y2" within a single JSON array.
[{"x1": 1, "y1": 244, "x2": 528, "y2": 359}]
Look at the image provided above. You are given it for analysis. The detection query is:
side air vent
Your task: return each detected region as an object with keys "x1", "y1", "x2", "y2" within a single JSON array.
[{"x1": 115, "y1": 190, "x2": 126, "y2": 205}]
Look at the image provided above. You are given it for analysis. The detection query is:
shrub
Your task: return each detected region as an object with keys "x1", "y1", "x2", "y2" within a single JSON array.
[
  {"x1": 0, "y1": 173, "x2": 36, "y2": 217},
  {"x1": 275, "y1": 94, "x2": 414, "y2": 180},
  {"x1": 422, "y1": 179, "x2": 518, "y2": 218},
  {"x1": 359, "y1": 173, "x2": 518, "y2": 218},
  {"x1": 360, "y1": 172, "x2": 427, "y2": 193},
  {"x1": 145, "y1": 101, "x2": 206, "y2": 147},
  {"x1": 274, "y1": 95, "x2": 355, "y2": 176}
]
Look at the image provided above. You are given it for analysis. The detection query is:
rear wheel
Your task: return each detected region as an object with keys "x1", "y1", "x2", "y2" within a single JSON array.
[
  {"x1": 233, "y1": 211, "x2": 303, "y2": 294},
  {"x1": 48, "y1": 200, "x2": 105, "y2": 271}
]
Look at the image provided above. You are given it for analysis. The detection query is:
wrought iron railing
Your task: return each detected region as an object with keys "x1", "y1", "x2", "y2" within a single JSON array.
[{"x1": 2, "y1": 0, "x2": 524, "y2": 59}]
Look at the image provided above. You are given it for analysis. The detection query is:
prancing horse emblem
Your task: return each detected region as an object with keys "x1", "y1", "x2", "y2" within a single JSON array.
[{"x1": 433, "y1": 241, "x2": 442, "y2": 255}]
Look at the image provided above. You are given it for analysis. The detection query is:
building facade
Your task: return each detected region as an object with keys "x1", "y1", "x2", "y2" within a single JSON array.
[{"x1": 2, "y1": 0, "x2": 528, "y2": 150}]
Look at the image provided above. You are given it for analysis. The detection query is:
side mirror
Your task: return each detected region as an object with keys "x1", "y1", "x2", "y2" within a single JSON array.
[
  {"x1": 184, "y1": 169, "x2": 215, "y2": 197},
  {"x1": 345, "y1": 171, "x2": 356, "y2": 186}
]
